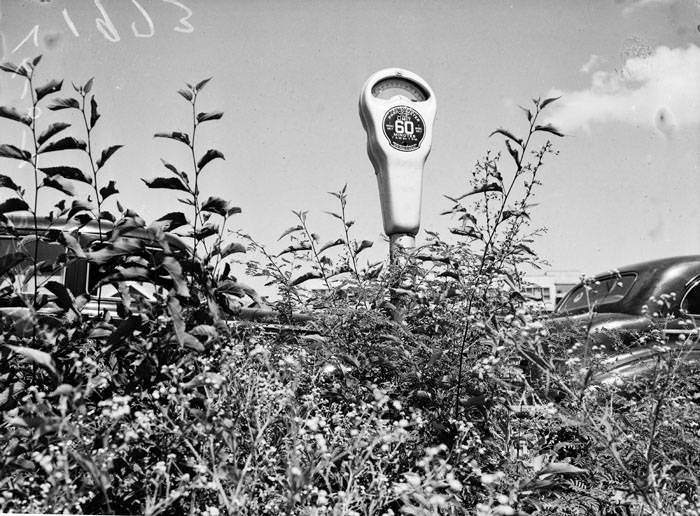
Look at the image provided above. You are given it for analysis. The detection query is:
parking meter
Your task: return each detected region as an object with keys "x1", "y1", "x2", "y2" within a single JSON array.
[{"x1": 359, "y1": 68, "x2": 436, "y2": 260}]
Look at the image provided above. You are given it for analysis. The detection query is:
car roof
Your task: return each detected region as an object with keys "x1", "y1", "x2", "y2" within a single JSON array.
[
  {"x1": 558, "y1": 255, "x2": 700, "y2": 314},
  {"x1": 1, "y1": 213, "x2": 191, "y2": 252},
  {"x1": 615, "y1": 256, "x2": 700, "y2": 311},
  {"x1": 612, "y1": 255, "x2": 700, "y2": 277}
]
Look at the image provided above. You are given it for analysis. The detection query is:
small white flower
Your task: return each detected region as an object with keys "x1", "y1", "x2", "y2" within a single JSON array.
[{"x1": 481, "y1": 471, "x2": 504, "y2": 484}]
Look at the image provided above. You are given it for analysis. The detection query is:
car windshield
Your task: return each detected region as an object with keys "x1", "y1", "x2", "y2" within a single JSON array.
[{"x1": 556, "y1": 273, "x2": 637, "y2": 314}]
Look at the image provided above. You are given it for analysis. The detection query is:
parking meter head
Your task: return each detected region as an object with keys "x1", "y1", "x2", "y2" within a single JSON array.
[{"x1": 359, "y1": 68, "x2": 436, "y2": 236}]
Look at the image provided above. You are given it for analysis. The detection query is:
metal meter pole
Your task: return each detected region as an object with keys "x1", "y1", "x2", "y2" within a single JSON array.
[
  {"x1": 389, "y1": 233, "x2": 415, "y2": 264},
  {"x1": 358, "y1": 67, "x2": 436, "y2": 268}
]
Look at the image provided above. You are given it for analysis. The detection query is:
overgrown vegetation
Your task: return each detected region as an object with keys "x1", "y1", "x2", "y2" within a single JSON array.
[{"x1": 0, "y1": 57, "x2": 698, "y2": 515}]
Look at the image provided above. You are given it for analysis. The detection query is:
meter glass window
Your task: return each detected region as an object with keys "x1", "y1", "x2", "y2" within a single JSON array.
[{"x1": 371, "y1": 78, "x2": 427, "y2": 102}]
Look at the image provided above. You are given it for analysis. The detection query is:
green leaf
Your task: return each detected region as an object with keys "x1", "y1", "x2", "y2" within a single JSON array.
[
  {"x1": 89, "y1": 95, "x2": 100, "y2": 128},
  {"x1": 0, "y1": 144, "x2": 31, "y2": 162},
  {"x1": 195, "y1": 77, "x2": 212, "y2": 91},
  {"x1": 87, "y1": 237, "x2": 144, "y2": 264},
  {"x1": 42, "y1": 176, "x2": 76, "y2": 196},
  {"x1": 72, "y1": 213, "x2": 93, "y2": 226},
  {"x1": 450, "y1": 226, "x2": 482, "y2": 239},
  {"x1": 538, "y1": 462, "x2": 587, "y2": 477},
  {"x1": 194, "y1": 222, "x2": 218, "y2": 240},
  {"x1": 96, "y1": 145, "x2": 123, "y2": 168},
  {"x1": 0, "y1": 252, "x2": 27, "y2": 276},
  {"x1": 103, "y1": 265, "x2": 150, "y2": 283},
  {"x1": 162, "y1": 256, "x2": 189, "y2": 297},
  {"x1": 0, "y1": 198, "x2": 29, "y2": 215},
  {"x1": 505, "y1": 139, "x2": 520, "y2": 165},
  {"x1": 197, "y1": 149, "x2": 224, "y2": 171},
  {"x1": 154, "y1": 131, "x2": 190, "y2": 146},
  {"x1": 3, "y1": 344, "x2": 57, "y2": 376},
  {"x1": 514, "y1": 243, "x2": 537, "y2": 256},
  {"x1": 459, "y1": 212, "x2": 478, "y2": 225},
  {"x1": 142, "y1": 177, "x2": 190, "y2": 192},
  {"x1": 98, "y1": 211, "x2": 116, "y2": 223},
  {"x1": 47, "y1": 97, "x2": 80, "y2": 111},
  {"x1": 0, "y1": 62, "x2": 28, "y2": 77},
  {"x1": 167, "y1": 296, "x2": 203, "y2": 351},
  {"x1": 227, "y1": 206, "x2": 241, "y2": 216},
  {"x1": 160, "y1": 159, "x2": 185, "y2": 179},
  {"x1": 35, "y1": 79, "x2": 63, "y2": 102},
  {"x1": 290, "y1": 271, "x2": 322, "y2": 286},
  {"x1": 156, "y1": 211, "x2": 189, "y2": 231},
  {"x1": 99, "y1": 180, "x2": 119, "y2": 200},
  {"x1": 83, "y1": 77, "x2": 94, "y2": 94},
  {"x1": 67, "y1": 199, "x2": 93, "y2": 219},
  {"x1": 319, "y1": 239, "x2": 344, "y2": 254},
  {"x1": 40, "y1": 166, "x2": 91, "y2": 184},
  {"x1": 489, "y1": 128, "x2": 523, "y2": 147},
  {"x1": 355, "y1": 240, "x2": 373, "y2": 255},
  {"x1": 196, "y1": 111, "x2": 223, "y2": 123},
  {"x1": 190, "y1": 325, "x2": 218, "y2": 341},
  {"x1": 178, "y1": 89, "x2": 193, "y2": 102},
  {"x1": 277, "y1": 244, "x2": 311, "y2": 257},
  {"x1": 0, "y1": 174, "x2": 20, "y2": 192},
  {"x1": 0, "y1": 105, "x2": 32, "y2": 126},
  {"x1": 501, "y1": 209, "x2": 528, "y2": 222},
  {"x1": 456, "y1": 182, "x2": 503, "y2": 199},
  {"x1": 440, "y1": 205, "x2": 463, "y2": 216},
  {"x1": 439, "y1": 270, "x2": 460, "y2": 280},
  {"x1": 219, "y1": 241, "x2": 246, "y2": 258},
  {"x1": 533, "y1": 123, "x2": 565, "y2": 137},
  {"x1": 38, "y1": 137, "x2": 87, "y2": 154},
  {"x1": 519, "y1": 105, "x2": 533, "y2": 122},
  {"x1": 201, "y1": 196, "x2": 229, "y2": 216},
  {"x1": 278, "y1": 225, "x2": 303, "y2": 241},
  {"x1": 44, "y1": 280, "x2": 77, "y2": 313},
  {"x1": 539, "y1": 96, "x2": 561, "y2": 110},
  {"x1": 37, "y1": 122, "x2": 71, "y2": 147}
]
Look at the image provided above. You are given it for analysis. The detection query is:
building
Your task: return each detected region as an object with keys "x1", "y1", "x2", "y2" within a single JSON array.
[{"x1": 522, "y1": 270, "x2": 581, "y2": 312}]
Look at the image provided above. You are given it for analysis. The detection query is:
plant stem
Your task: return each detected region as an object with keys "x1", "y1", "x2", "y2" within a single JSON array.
[
  {"x1": 28, "y1": 72, "x2": 40, "y2": 308},
  {"x1": 339, "y1": 195, "x2": 360, "y2": 282},
  {"x1": 80, "y1": 93, "x2": 103, "y2": 242},
  {"x1": 80, "y1": 92, "x2": 104, "y2": 312},
  {"x1": 189, "y1": 92, "x2": 200, "y2": 262},
  {"x1": 298, "y1": 215, "x2": 331, "y2": 290},
  {"x1": 454, "y1": 107, "x2": 540, "y2": 417}
]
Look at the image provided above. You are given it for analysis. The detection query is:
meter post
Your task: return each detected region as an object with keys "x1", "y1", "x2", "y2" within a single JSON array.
[{"x1": 358, "y1": 68, "x2": 436, "y2": 266}]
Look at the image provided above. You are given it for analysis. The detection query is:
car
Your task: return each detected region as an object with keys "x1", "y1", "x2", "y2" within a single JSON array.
[
  {"x1": 0, "y1": 213, "x2": 190, "y2": 316},
  {"x1": 550, "y1": 255, "x2": 700, "y2": 382},
  {"x1": 0, "y1": 214, "x2": 302, "y2": 324}
]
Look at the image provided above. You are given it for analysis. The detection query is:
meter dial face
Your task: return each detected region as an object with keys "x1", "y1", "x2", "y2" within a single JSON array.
[
  {"x1": 383, "y1": 106, "x2": 425, "y2": 152},
  {"x1": 371, "y1": 77, "x2": 427, "y2": 102}
]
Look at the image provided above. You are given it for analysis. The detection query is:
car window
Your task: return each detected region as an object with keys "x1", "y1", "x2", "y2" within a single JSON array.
[
  {"x1": 681, "y1": 281, "x2": 700, "y2": 315},
  {"x1": 556, "y1": 273, "x2": 637, "y2": 314},
  {"x1": 86, "y1": 262, "x2": 157, "y2": 301},
  {"x1": 0, "y1": 236, "x2": 65, "y2": 293}
]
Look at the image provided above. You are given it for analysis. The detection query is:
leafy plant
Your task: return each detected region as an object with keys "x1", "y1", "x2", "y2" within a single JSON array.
[
  {"x1": 0, "y1": 56, "x2": 74, "y2": 305},
  {"x1": 1, "y1": 60, "x2": 698, "y2": 516}
]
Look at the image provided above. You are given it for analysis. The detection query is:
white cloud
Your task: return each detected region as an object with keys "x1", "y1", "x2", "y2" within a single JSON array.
[
  {"x1": 545, "y1": 45, "x2": 700, "y2": 135},
  {"x1": 579, "y1": 54, "x2": 605, "y2": 73},
  {"x1": 622, "y1": 0, "x2": 679, "y2": 15}
]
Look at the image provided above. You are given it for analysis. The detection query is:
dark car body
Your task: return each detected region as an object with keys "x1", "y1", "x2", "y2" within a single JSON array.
[
  {"x1": 550, "y1": 255, "x2": 700, "y2": 382},
  {"x1": 0, "y1": 213, "x2": 190, "y2": 316}
]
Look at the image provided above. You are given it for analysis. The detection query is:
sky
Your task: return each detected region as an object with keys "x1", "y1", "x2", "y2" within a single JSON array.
[{"x1": 1, "y1": 0, "x2": 699, "y2": 281}]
